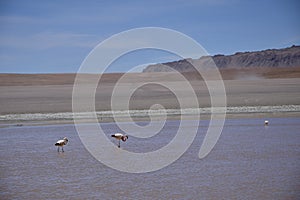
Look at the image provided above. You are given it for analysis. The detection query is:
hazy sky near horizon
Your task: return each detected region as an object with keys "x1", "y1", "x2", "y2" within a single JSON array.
[{"x1": 0, "y1": 0, "x2": 299, "y2": 73}]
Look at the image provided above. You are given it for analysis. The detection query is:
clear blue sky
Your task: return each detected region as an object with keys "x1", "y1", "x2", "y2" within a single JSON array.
[{"x1": 0, "y1": 0, "x2": 299, "y2": 73}]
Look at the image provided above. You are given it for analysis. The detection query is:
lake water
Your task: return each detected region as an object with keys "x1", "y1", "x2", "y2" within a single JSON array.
[{"x1": 1, "y1": 117, "x2": 299, "y2": 199}]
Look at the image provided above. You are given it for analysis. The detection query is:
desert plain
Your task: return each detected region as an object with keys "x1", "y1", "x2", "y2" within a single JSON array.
[{"x1": 0, "y1": 67, "x2": 300, "y2": 124}]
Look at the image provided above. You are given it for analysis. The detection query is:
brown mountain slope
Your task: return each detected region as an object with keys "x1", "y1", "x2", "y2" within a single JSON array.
[{"x1": 143, "y1": 45, "x2": 300, "y2": 72}]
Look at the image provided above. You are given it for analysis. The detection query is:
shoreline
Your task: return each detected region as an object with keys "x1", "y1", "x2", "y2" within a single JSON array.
[
  {"x1": 1, "y1": 71, "x2": 300, "y2": 128},
  {"x1": 1, "y1": 105, "x2": 300, "y2": 127}
]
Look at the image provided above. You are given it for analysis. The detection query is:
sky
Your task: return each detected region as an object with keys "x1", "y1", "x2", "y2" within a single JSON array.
[{"x1": 0, "y1": 0, "x2": 299, "y2": 73}]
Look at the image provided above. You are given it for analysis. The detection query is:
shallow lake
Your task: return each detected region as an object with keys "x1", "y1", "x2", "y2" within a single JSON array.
[{"x1": 1, "y1": 117, "x2": 299, "y2": 199}]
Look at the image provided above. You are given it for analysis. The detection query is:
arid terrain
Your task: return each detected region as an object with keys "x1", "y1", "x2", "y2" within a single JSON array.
[{"x1": 0, "y1": 67, "x2": 300, "y2": 116}]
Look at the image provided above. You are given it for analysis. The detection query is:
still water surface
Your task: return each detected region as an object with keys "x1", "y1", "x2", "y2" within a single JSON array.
[{"x1": 1, "y1": 118, "x2": 299, "y2": 199}]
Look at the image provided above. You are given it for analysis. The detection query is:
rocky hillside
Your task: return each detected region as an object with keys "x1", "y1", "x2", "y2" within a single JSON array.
[{"x1": 143, "y1": 45, "x2": 300, "y2": 72}]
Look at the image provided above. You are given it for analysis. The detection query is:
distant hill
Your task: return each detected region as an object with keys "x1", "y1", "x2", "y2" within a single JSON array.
[{"x1": 143, "y1": 45, "x2": 300, "y2": 72}]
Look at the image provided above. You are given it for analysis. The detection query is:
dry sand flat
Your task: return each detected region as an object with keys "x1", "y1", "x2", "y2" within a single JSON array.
[
  {"x1": 1, "y1": 67, "x2": 300, "y2": 86},
  {"x1": 0, "y1": 68, "x2": 300, "y2": 119}
]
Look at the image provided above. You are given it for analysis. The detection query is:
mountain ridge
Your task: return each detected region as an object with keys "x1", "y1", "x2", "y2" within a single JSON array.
[{"x1": 143, "y1": 45, "x2": 300, "y2": 72}]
